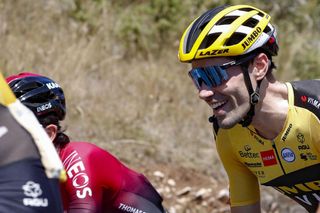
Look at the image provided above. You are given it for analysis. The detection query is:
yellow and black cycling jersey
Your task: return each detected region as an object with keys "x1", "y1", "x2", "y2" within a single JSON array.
[{"x1": 213, "y1": 80, "x2": 320, "y2": 213}]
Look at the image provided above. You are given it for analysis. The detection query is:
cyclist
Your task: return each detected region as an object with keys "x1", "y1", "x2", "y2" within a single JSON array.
[
  {"x1": 7, "y1": 72, "x2": 167, "y2": 213},
  {"x1": 0, "y1": 72, "x2": 64, "y2": 212},
  {"x1": 178, "y1": 4, "x2": 320, "y2": 213}
]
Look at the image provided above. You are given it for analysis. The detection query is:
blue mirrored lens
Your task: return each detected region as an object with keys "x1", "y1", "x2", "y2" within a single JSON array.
[
  {"x1": 188, "y1": 68, "x2": 214, "y2": 89},
  {"x1": 188, "y1": 66, "x2": 229, "y2": 90},
  {"x1": 205, "y1": 67, "x2": 222, "y2": 86}
]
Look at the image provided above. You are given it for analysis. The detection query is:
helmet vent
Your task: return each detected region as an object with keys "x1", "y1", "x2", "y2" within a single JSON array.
[
  {"x1": 239, "y1": 8, "x2": 264, "y2": 18},
  {"x1": 185, "y1": 5, "x2": 228, "y2": 52},
  {"x1": 257, "y1": 12, "x2": 264, "y2": 17},
  {"x1": 225, "y1": 32, "x2": 246, "y2": 46},
  {"x1": 263, "y1": 25, "x2": 271, "y2": 33},
  {"x1": 242, "y1": 18, "x2": 259, "y2": 28},
  {"x1": 199, "y1": 33, "x2": 221, "y2": 49},
  {"x1": 239, "y1": 7, "x2": 254, "y2": 12},
  {"x1": 216, "y1": 16, "x2": 238, "y2": 25}
]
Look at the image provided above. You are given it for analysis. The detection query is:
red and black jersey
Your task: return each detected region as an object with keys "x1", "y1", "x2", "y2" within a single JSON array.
[{"x1": 59, "y1": 141, "x2": 166, "y2": 213}]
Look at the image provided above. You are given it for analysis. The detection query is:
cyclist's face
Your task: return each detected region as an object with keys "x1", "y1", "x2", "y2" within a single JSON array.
[{"x1": 191, "y1": 57, "x2": 251, "y2": 129}]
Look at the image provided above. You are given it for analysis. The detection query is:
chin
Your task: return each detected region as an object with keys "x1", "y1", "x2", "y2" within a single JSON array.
[
  {"x1": 217, "y1": 118, "x2": 238, "y2": 129},
  {"x1": 217, "y1": 114, "x2": 244, "y2": 129}
]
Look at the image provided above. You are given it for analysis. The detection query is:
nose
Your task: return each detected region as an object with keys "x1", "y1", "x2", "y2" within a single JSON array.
[{"x1": 198, "y1": 86, "x2": 214, "y2": 100}]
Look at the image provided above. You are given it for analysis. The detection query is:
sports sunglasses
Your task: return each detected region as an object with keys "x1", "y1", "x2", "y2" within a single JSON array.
[{"x1": 188, "y1": 54, "x2": 256, "y2": 90}]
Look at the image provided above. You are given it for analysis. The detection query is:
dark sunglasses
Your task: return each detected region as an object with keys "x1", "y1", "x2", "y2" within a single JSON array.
[{"x1": 189, "y1": 54, "x2": 256, "y2": 90}]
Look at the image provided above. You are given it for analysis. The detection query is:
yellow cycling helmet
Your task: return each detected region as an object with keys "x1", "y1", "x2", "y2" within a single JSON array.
[{"x1": 178, "y1": 5, "x2": 278, "y2": 62}]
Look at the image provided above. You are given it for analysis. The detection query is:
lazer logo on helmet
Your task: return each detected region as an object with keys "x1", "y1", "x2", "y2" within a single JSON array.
[
  {"x1": 198, "y1": 49, "x2": 229, "y2": 56},
  {"x1": 37, "y1": 103, "x2": 52, "y2": 112},
  {"x1": 46, "y1": 82, "x2": 60, "y2": 90},
  {"x1": 241, "y1": 27, "x2": 262, "y2": 50}
]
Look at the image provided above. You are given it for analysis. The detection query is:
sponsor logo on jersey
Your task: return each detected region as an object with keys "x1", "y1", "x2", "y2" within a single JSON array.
[
  {"x1": 260, "y1": 150, "x2": 277, "y2": 166},
  {"x1": 241, "y1": 27, "x2": 262, "y2": 50},
  {"x1": 298, "y1": 144, "x2": 310, "y2": 150},
  {"x1": 254, "y1": 170, "x2": 266, "y2": 178},
  {"x1": 281, "y1": 123, "x2": 292, "y2": 142},
  {"x1": 302, "y1": 96, "x2": 320, "y2": 109},
  {"x1": 244, "y1": 162, "x2": 262, "y2": 168},
  {"x1": 198, "y1": 49, "x2": 229, "y2": 56},
  {"x1": 63, "y1": 150, "x2": 92, "y2": 199},
  {"x1": 46, "y1": 82, "x2": 60, "y2": 90},
  {"x1": 249, "y1": 131, "x2": 264, "y2": 145},
  {"x1": 22, "y1": 181, "x2": 48, "y2": 207},
  {"x1": 275, "y1": 180, "x2": 320, "y2": 194},
  {"x1": 274, "y1": 180, "x2": 320, "y2": 207},
  {"x1": 297, "y1": 133, "x2": 305, "y2": 143},
  {"x1": 295, "y1": 192, "x2": 320, "y2": 207},
  {"x1": 238, "y1": 150, "x2": 259, "y2": 159},
  {"x1": 308, "y1": 97, "x2": 320, "y2": 109},
  {"x1": 244, "y1": 145, "x2": 251, "y2": 151},
  {"x1": 240, "y1": 145, "x2": 261, "y2": 159},
  {"x1": 0, "y1": 126, "x2": 8, "y2": 138},
  {"x1": 36, "y1": 103, "x2": 52, "y2": 112},
  {"x1": 300, "y1": 153, "x2": 308, "y2": 161},
  {"x1": 281, "y1": 148, "x2": 295, "y2": 162},
  {"x1": 300, "y1": 153, "x2": 317, "y2": 161},
  {"x1": 118, "y1": 203, "x2": 146, "y2": 213},
  {"x1": 301, "y1": 95, "x2": 307, "y2": 102}
]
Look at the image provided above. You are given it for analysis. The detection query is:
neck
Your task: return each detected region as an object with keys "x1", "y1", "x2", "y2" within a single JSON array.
[{"x1": 250, "y1": 78, "x2": 288, "y2": 140}]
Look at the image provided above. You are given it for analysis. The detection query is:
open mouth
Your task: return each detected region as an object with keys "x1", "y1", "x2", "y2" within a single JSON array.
[{"x1": 211, "y1": 101, "x2": 227, "y2": 111}]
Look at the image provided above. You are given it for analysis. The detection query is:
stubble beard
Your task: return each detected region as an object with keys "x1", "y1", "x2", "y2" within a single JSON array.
[{"x1": 216, "y1": 103, "x2": 250, "y2": 129}]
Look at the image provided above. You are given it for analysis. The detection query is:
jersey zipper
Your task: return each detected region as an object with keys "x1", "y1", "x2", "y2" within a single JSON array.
[{"x1": 271, "y1": 140, "x2": 286, "y2": 174}]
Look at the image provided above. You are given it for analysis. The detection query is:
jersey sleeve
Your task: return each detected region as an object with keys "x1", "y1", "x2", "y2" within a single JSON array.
[
  {"x1": 112, "y1": 168, "x2": 166, "y2": 213},
  {"x1": 216, "y1": 130, "x2": 260, "y2": 206}
]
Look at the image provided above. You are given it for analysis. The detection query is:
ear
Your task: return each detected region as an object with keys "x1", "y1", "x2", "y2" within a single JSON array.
[
  {"x1": 252, "y1": 53, "x2": 269, "y2": 81},
  {"x1": 45, "y1": 124, "x2": 58, "y2": 141}
]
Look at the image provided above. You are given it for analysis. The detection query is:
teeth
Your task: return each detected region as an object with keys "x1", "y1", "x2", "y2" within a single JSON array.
[{"x1": 211, "y1": 101, "x2": 226, "y2": 109}]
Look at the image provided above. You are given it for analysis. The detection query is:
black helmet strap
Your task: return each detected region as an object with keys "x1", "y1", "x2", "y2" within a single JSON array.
[{"x1": 239, "y1": 65, "x2": 262, "y2": 127}]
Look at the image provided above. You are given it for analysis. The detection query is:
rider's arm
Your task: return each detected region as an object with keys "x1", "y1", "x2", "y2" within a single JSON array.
[
  {"x1": 216, "y1": 129, "x2": 261, "y2": 210},
  {"x1": 94, "y1": 144, "x2": 166, "y2": 212},
  {"x1": 113, "y1": 168, "x2": 166, "y2": 213}
]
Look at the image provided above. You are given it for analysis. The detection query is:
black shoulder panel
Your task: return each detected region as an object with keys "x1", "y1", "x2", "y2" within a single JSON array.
[
  {"x1": 209, "y1": 116, "x2": 220, "y2": 136},
  {"x1": 291, "y1": 80, "x2": 320, "y2": 120}
]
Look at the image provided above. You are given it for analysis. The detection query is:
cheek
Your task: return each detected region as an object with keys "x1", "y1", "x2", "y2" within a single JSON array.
[{"x1": 224, "y1": 75, "x2": 249, "y2": 103}]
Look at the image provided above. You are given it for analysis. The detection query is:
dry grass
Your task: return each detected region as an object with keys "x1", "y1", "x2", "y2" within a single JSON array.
[{"x1": 0, "y1": 0, "x2": 222, "y2": 174}]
